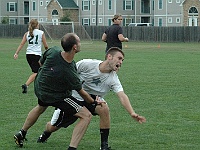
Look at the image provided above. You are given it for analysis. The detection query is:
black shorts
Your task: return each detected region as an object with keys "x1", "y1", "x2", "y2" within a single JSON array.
[
  {"x1": 38, "y1": 96, "x2": 84, "y2": 128},
  {"x1": 26, "y1": 54, "x2": 41, "y2": 73},
  {"x1": 50, "y1": 95, "x2": 98, "y2": 128}
]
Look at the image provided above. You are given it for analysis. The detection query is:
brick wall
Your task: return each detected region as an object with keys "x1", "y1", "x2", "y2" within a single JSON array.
[
  {"x1": 183, "y1": 0, "x2": 200, "y2": 26},
  {"x1": 47, "y1": 1, "x2": 79, "y2": 23}
]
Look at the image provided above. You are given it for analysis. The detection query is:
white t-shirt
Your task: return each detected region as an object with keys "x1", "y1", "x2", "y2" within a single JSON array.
[
  {"x1": 26, "y1": 29, "x2": 44, "y2": 56},
  {"x1": 72, "y1": 59, "x2": 123, "y2": 101}
]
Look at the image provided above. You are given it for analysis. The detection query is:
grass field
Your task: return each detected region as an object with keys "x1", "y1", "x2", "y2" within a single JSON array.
[{"x1": 0, "y1": 38, "x2": 200, "y2": 150}]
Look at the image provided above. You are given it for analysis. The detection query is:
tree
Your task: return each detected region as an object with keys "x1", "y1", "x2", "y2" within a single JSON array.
[
  {"x1": 60, "y1": 11, "x2": 71, "y2": 22},
  {"x1": 1, "y1": 16, "x2": 9, "y2": 24}
]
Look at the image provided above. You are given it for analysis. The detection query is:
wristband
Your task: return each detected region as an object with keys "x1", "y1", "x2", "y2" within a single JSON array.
[{"x1": 91, "y1": 100, "x2": 97, "y2": 107}]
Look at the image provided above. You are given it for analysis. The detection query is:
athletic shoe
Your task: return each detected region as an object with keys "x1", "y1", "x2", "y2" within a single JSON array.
[
  {"x1": 37, "y1": 131, "x2": 51, "y2": 143},
  {"x1": 100, "y1": 142, "x2": 111, "y2": 150},
  {"x1": 14, "y1": 130, "x2": 26, "y2": 147},
  {"x1": 100, "y1": 147, "x2": 111, "y2": 150},
  {"x1": 21, "y1": 84, "x2": 27, "y2": 93}
]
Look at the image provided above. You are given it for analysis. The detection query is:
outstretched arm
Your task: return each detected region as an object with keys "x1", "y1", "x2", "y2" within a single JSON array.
[
  {"x1": 117, "y1": 91, "x2": 146, "y2": 124},
  {"x1": 14, "y1": 32, "x2": 27, "y2": 59},
  {"x1": 118, "y1": 34, "x2": 129, "y2": 42},
  {"x1": 78, "y1": 89, "x2": 105, "y2": 105}
]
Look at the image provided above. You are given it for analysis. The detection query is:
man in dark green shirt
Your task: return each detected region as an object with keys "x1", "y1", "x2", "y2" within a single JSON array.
[{"x1": 14, "y1": 33, "x2": 102, "y2": 150}]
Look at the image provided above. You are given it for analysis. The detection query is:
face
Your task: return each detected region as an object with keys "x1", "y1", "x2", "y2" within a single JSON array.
[
  {"x1": 108, "y1": 52, "x2": 124, "y2": 71},
  {"x1": 74, "y1": 35, "x2": 81, "y2": 53},
  {"x1": 114, "y1": 17, "x2": 123, "y2": 25}
]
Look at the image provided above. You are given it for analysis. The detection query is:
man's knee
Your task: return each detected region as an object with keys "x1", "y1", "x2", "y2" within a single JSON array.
[
  {"x1": 46, "y1": 121, "x2": 59, "y2": 132},
  {"x1": 77, "y1": 107, "x2": 92, "y2": 122},
  {"x1": 36, "y1": 105, "x2": 47, "y2": 114},
  {"x1": 96, "y1": 103, "x2": 110, "y2": 115}
]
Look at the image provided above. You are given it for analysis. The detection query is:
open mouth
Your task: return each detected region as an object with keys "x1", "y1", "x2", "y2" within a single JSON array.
[{"x1": 116, "y1": 64, "x2": 120, "y2": 68}]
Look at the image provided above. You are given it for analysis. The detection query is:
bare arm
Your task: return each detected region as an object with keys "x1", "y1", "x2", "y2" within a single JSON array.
[
  {"x1": 118, "y1": 34, "x2": 129, "y2": 42},
  {"x1": 14, "y1": 32, "x2": 27, "y2": 59},
  {"x1": 102, "y1": 33, "x2": 107, "y2": 42},
  {"x1": 42, "y1": 33, "x2": 48, "y2": 50},
  {"x1": 117, "y1": 91, "x2": 146, "y2": 123},
  {"x1": 78, "y1": 89, "x2": 104, "y2": 105}
]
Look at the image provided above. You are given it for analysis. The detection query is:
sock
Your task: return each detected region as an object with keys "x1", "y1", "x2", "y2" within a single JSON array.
[
  {"x1": 67, "y1": 146, "x2": 77, "y2": 150},
  {"x1": 100, "y1": 128, "x2": 110, "y2": 145},
  {"x1": 43, "y1": 131, "x2": 52, "y2": 138}
]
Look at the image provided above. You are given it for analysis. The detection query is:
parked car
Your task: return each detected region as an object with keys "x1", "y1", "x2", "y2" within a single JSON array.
[{"x1": 128, "y1": 23, "x2": 152, "y2": 26}]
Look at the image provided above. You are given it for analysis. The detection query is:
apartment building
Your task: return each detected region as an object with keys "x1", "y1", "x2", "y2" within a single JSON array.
[
  {"x1": 0, "y1": 0, "x2": 200, "y2": 26},
  {"x1": 0, "y1": 0, "x2": 50, "y2": 24}
]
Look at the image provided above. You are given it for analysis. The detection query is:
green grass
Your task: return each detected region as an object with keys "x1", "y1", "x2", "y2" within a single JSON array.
[{"x1": 0, "y1": 38, "x2": 200, "y2": 150}]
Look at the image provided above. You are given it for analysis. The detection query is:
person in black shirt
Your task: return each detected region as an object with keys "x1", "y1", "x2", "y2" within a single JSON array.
[{"x1": 102, "y1": 14, "x2": 129, "y2": 53}]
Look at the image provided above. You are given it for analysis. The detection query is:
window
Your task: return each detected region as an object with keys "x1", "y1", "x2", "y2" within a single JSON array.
[
  {"x1": 168, "y1": 0, "x2": 172, "y2": 3},
  {"x1": 176, "y1": 17, "x2": 180, "y2": 23},
  {"x1": 176, "y1": 0, "x2": 180, "y2": 3},
  {"x1": 168, "y1": 17, "x2": 172, "y2": 23},
  {"x1": 24, "y1": 2, "x2": 29, "y2": 15},
  {"x1": 99, "y1": 0, "x2": 102, "y2": 5},
  {"x1": 108, "y1": 18, "x2": 112, "y2": 26},
  {"x1": 7, "y1": 2, "x2": 17, "y2": 12},
  {"x1": 99, "y1": 18, "x2": 102, "y2": 23},
  {"x1": 92, "y1": 18, "x2": 96, "y2": 23},
  {"x1": 158, "y1": 0, "x2": 163, "y2": 10},
  {"x1": 83, "y1": 18, "x2": 90, "y2": 25},
  {"x1": 40, "y1": 1, "x2": 43, "y2": 6},
  {"x1": 33, "y1": 1, "x2": 36, "y2": 11},
  {"x1": 158, "y1": 18, "x2": 162, "y2": 26},
  {"x1": 82, "y1": 0, "x2": 90, "y2": 11},
  {"x1": 108, "y1": 0, "x2": 112, "y2": 10},
  {"x1": 92, "y1": 0, "x2": 95, "y2": 5},
  {"x1": 40, "y1": 18, "x2": 43, "y2": 22},
  {"x1": 52, "y1": 9, "x2": 58, "y2": 16},
  {"x1": 124, "y1": 0, "x2": 132, "y2": 10},
  {"x1": 125, "y1": 18, "x2": 132, "y2": 26},
  {"x1": 46, "y1": 1, "x2": 49, "y2": 5},
  {"x1": 9, "y1": 18, "x2": 16, "y2": 24}
]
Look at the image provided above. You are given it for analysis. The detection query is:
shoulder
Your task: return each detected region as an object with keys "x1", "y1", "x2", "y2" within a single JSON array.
[
  {"x1": 77, "y1": 59, "x2": 101, "y2": 65},
  {"x1": 76, "y1": 59, "x2": 102, "y2": 70},
  {"x1": 34, "y1": 29, "x2": 44, "y2": 34},
  {"x1": 46, "y1": 46, "x2": 61, "y2": 55}
]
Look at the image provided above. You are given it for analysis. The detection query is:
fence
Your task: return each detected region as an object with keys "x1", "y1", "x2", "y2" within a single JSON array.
[{"x1": 1, "y1": 24, "x2": 200, "y2": 42}]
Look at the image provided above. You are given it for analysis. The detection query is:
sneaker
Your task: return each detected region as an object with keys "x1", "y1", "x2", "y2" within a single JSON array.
[
  {"x1": 37, "y1": 131, "x2": 51, "y2": 143},
  {"x1": 100, "y1": 142, "x2": 111, "y2": 150},
  {"x1": 100, "y1": 147, "x2": 111, "y2": 150},
  {"x1": 14, "y1": 130, "x2": 26, "y2": 147},
  {"x1": 21, "y1": 84, "x2": 27, "y2": 93}
]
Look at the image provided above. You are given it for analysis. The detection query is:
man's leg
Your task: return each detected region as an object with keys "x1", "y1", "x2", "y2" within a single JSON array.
[
  {"x1": 37, "y1": 121, "x2": 60, "y2": 143},
  {"x1": 95, "y1": 103, "x2": 111, "y2": 150},
  {"x1": 14, "y1": 105, "x2": 47, "y2": 147},
  {"x1": 68, "y1": 106, "x2": 92, "y2": 149}
]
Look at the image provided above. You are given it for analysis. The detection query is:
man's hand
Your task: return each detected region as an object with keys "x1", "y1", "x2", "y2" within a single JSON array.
[{"x1": 131, "y1": 113, "x2": 146, "y2": 124}]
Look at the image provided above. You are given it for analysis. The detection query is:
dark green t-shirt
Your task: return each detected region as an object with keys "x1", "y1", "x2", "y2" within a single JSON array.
[{"x1": 34, "y1": 46, "x2": 82, "y2": 103}]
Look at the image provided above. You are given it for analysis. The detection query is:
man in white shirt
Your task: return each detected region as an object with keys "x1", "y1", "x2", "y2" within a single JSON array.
[{"x1": 37, "y1": 47, "x2": 146, "y2": 150}]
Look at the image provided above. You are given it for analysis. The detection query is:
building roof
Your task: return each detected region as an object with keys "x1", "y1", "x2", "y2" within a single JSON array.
[{"x1": 57, "y1": 0, "x2": 79, "y2": 9}]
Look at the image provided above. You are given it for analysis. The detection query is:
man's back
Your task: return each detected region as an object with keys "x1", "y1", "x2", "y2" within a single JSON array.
[{"x1": 34, "y1": 46, "x2": 82, "y2": 103}]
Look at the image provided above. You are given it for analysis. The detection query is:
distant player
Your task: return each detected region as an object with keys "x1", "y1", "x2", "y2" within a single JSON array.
[
  {"x1": 102, "y1": 14, "x2": 128, "y2": 53},
  {"x1": 14, "y1": 19, "x2": 48, "y2": 93}
]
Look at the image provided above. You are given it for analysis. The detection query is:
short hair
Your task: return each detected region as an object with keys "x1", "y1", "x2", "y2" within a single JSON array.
[
  {"x1": 105, "y1": 47, "x2": 124, "y2": 60},
  {"x1": 61, "y1": 33, "x2": 78, "y2": 52},
  {"x1": 112, "y1": 14, "x2": 122, "y2": 22}
]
